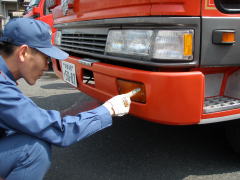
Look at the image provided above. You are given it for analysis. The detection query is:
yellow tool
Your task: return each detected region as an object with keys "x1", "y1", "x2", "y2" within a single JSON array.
[
  {"x1": 126, "y1": 88, "x2": 141, "y2": 97},
  {"x1": 122, "y1": 88, "x2": 142, "y2": 107}
]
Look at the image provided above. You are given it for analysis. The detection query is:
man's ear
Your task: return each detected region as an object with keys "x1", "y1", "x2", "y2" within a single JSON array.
[{"x1": 17, "y1": 45, "x2": 29, "y2": 63}]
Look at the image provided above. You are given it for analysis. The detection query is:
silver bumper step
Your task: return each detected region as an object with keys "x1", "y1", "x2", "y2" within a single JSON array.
[{"x1": 204, "y1": 96, "x2": 240, "y2": 114}]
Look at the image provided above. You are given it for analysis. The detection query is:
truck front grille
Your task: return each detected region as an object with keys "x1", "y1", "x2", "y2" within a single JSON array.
[{"x1": 59, "y1": 33, "x2": 107, "y2": 55}]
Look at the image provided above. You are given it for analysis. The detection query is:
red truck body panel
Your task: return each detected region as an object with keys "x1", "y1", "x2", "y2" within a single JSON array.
[
  {"x1": 52, "y1": 0, "x2": 240, "y2": 125},
  {"x1": 53, "y1": 0, "x2": 201, "y2": 23},
  {"x1": 23, "y1": 0, "x2": 56, "y2": 34},
  {"x1": 53, "y1": 58, "x2": 204, "y2": 125}
]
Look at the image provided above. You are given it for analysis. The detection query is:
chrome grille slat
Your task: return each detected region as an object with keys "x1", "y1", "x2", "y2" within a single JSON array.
[
  {"x1": 61, "y1": 39, "x2": 106, "y2": 47},
  {"x1": 59, "y1": 47, "x2": 105, "y2": 56},
  {"x1": 61, "y1": 44, "x2": 105, "y2": 53},
  {"x1": 60, "y1": 33, "x2": 107, "y2": 55},
  {"x1": 62, "y1": 36, "x2": 107, "y2": 41}
]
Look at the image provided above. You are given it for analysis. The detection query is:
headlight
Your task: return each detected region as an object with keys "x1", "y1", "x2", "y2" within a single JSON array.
[
  {"x1": 153, "y1": 30, "x2": 193, "y2": 60},
  {"x1": 105, "y1": 30, "x2": 153, "y2": 56},
  {"x1": 105, "y1": 29, "x2": 194, "y2": 61},
  {"x1": 54, "y1": 31, "x2": 62, "y2": 46}
]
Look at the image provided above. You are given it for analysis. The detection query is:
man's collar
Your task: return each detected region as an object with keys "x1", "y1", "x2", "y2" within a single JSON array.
[{"x1": 0, "y1": 56, "x2": 17, "y2": 83}]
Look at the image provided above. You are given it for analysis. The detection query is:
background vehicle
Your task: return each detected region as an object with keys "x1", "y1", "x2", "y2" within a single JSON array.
[
  {"x1": 23, "y1": 0, "x2": 54, "y2": 27},
  {"x1": 51, "y1": 0, "x2": 240, "y2": 151},
  {"x1": 23, "y1": 0, "x2": 59, "y2": 69}
]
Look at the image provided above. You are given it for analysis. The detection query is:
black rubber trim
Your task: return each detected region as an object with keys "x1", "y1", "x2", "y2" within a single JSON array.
[{"x1": 214, "y1": 0, "x2": 240, "y2": 14}]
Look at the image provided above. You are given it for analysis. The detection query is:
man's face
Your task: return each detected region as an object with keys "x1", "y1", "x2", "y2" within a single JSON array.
[{"x1": 19, "y1": 47, "x2": 49, "y2": 85}]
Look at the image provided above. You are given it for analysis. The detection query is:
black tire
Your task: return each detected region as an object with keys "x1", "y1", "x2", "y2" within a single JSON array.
[
  {"x1": 48, "y1": 61, "x2": 53, "y2": 71},
  {"x1": 225, "y1": 120, "x2": 240, "y2": 154}
]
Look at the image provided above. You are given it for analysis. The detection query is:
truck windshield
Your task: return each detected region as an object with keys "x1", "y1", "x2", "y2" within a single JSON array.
[
  {"x1": 25, "y1": 0, "x2": 40, "y2": 13},
  {"x1": 215, "y1": 0, "x2": 240, "y2": 13},
  {"x1": 28, "y1": 0, "x2": 40, "y2": 7}
]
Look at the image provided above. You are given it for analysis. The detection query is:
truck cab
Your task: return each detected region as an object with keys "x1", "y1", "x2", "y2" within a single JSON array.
[
  {"x1": 23, "y1": 0, "x2": 60, "y2": 70},
  {"x1": 23, "y1": 0, "x2": 56, "y2": 33},
  {"x1": 50, "y1": 0, "x2": 240, "y2": 126},
  {"x1": 48, "y1": 0, "x2": 240, "y2": 153}
]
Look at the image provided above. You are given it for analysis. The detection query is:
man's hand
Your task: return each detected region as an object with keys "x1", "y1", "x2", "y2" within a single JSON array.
[
  {"x1": 103, "y1": 88, "x2": 141, "y2": 117},
  {"x1": 103, "y1": 94, "x2": 131, "y2": 116}
]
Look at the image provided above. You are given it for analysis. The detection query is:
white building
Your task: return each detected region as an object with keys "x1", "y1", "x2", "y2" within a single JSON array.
[{"x1": 0, "y1": 0, "x2": 30, "y2": 30}]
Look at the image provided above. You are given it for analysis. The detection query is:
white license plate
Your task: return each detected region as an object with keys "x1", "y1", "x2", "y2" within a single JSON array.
[{"x1": 62, "y1": 61, "x2": 77, "y2": 87}]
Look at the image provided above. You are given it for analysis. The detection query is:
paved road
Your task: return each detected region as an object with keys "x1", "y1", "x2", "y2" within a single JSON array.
[{"x1": 18, "y1": 72, "x2": 240, "y2": 180}]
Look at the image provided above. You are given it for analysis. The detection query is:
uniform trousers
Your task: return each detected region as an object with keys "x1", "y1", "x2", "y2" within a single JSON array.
[{"x1": 0, "y1": 134, "x2": 51, "y2": 180}]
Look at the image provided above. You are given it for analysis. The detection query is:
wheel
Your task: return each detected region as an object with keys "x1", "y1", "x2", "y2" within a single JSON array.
[
  {"x1": 225, "y1": 120, "x2": 240, "y2": 154},
  {"x1": 48, "y1": 61, "x2": 53, "y2": 71}
]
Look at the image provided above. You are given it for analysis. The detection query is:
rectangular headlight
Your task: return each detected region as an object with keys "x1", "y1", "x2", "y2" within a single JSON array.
[
  {"x1": 54, "y1": 31, "x2": 62, "y2": 46},
  {"x1": 153, "y1": 30, "x2": 194, "y2": 60},
  {"x1": 105, "y1": 30, "x2": 153, "y2": 56},
  {"x1": 105, "y1": 29, "x2": 194, "y2": 61}
]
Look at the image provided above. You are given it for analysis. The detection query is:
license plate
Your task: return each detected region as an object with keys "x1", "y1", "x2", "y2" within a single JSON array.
[{"x1": 62, "y1": 61, "x2": 77, "y2": 87}]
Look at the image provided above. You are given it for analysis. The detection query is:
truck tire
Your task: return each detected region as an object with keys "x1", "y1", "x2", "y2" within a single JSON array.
[
  {"x1": 225, "y1": 121, "x2": 240, "y2": 154},
  {"x1": 48, "y1": 61, "x2": 53, "y2": 71}
]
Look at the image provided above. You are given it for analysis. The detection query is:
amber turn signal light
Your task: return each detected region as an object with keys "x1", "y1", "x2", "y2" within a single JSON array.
[
  {"x1": 117, "y1": 79, "x2": 146, "y2": 103},
  {"x1": 212, "y1": 30, "x2": 235, "y2": 45}
]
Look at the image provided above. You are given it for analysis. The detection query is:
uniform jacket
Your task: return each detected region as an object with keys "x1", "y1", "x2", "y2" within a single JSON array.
[{"x1": 0, "y1": 56, "x2": 112, "y2": 146}]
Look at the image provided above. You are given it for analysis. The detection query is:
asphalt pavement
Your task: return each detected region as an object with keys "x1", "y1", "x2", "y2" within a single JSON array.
[{"x1": 18, "y1": 72, "x2": 240, "y2": 180}]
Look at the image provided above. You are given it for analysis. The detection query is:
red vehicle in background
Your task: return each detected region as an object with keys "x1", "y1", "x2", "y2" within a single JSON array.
[
  {"x1": 23, "y1": 0, "x2": 58, "y2": 34},
  {"x1": 23, "y1": 0, "x2": 59, "y2": 69},
  {"x1": 51, "y1": 0, "x2": 240, "y2": 151}
]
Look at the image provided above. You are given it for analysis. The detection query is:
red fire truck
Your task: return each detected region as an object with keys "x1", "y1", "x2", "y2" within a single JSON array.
[
  {"x1": 51, "y1": 0, "x2": 240, "y2": 150},
  {"x1": 23, "y1": 0, "x2": 59, "y2": 69},
  {"x1": 23, "y1": 0, "x2": 56, "y2": 28}
]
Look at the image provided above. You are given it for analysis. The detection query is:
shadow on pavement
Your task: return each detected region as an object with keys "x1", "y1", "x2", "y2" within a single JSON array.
[
  {"x1": 41, "y1": 83, "x2": 75, "y2": 90},
  {"x1": 41, "y1": 72, "x2": 60, "y2": 81},
  {"x1": 31, "y1": 92, "x2": 101, "y2": 114},
  {"x1": 29, "y1": 93, "x2": 240, "y2": 180}
]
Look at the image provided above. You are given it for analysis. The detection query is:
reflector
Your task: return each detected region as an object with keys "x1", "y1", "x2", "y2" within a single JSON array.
[
  {"x1": 117, "y1": 79, "x2": 146, "y2": 103},
  {"x1": 222, "y1": 32, "x2": 235, "y2": 43}
]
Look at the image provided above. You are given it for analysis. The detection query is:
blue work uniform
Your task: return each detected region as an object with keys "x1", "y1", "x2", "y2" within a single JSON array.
[{"x1": 0, "y1": 56, "x2": 112, "y2": 180}]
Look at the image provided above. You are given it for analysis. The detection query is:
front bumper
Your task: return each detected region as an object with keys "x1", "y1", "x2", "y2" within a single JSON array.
[{"x1": 53, "y1": 57, "x2": 205, "y2": 125}]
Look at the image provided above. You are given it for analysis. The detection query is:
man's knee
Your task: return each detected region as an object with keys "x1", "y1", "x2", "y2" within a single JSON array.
[
  {"x1": 33, "y1": 139, "x2": 51, "y2": 167},
  {"x1": 37, "y1": 140, "x2": 52, "y2": 168},
  {"x1": 13, "y1": 135, "x2": 52, "y2": 179},
  {"x1": 0, "y1": 134, "x2": 52, "y2": 180},
  {"x1": 21, "y1": 135, "x2": 52, "y2": 169}
]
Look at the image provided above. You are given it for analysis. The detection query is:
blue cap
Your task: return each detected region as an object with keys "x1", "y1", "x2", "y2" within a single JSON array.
[{"x1": 0, "y1": 18, "x2": 68, "y2": 60}]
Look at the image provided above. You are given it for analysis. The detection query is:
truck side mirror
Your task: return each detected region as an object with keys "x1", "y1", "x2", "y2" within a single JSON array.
[
  {"x1": 32, "y1": 7, "x2": 41, "y2": 18},
  {"x1": 33, "y1": 7, "x2": 41, "y2": 14}
]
